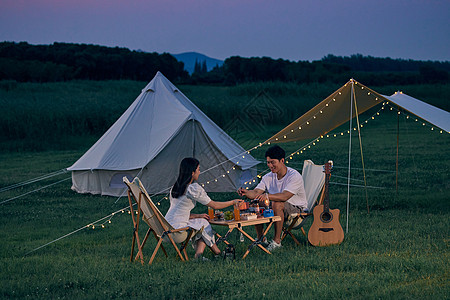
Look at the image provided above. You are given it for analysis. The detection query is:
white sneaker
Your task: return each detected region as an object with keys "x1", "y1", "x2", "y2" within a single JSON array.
[
  {"x1": 195, "y1": 256, "x2": 210, "y2": 262},
  {"x1": 259, "y1": 236, "x2": 268, "y2": 246},
  {"x1": 266, "y1": 240, "x2": 282, "y2": 251}
]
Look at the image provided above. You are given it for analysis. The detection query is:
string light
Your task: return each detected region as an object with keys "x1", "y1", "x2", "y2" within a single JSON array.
[
  {"x1": 137, "y1": 81, "x2": 448, "y2": 203},
  {"x1": 264, "y1": 80, "x2": 376, "y2": 142}
]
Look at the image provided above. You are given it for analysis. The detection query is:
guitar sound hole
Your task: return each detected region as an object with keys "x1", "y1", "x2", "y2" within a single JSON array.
[{"x1": 320, "y1": 212, "x2": 333, "y2": 223}]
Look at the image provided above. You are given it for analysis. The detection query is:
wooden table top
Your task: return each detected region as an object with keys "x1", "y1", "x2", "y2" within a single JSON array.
[{"x1": 209, "y1": 215, "x2": 281, "y2": 228}]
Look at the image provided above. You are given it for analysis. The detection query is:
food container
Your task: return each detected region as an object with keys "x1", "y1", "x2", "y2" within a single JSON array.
[
  {"x1": 214, "y1": 210, "x2": 224, "y2": 220},
  {"x1": 238, "y1": 201, "x2": 249, "y2": 210},
  {"x1": 240, "y1": 213, "x2": 257, "y2": 220},
  {"x1": 263, "y1": 209, "x2": 274, "y2": 217}
]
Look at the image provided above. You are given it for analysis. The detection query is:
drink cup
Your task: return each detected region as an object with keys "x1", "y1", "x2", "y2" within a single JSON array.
[
  {"x1": 234, "y1": 204, "x2": 241, "y2": 221},
  {"x1": 208, "y1": 207, "x2": 214, "y2": 219}
]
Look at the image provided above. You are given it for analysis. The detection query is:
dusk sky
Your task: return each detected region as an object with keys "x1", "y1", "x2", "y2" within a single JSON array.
[{"x1": 1, "y1": 0, "x2": 449, "y2": 62}]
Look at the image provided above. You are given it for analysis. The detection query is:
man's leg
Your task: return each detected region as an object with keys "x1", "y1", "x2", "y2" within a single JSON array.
[
  {"x1": 272, "y1": 201, "x2": 285, "y2": 244},
  {"x1": 255, "y1": 224, "x2": 264, "y2": 239}
]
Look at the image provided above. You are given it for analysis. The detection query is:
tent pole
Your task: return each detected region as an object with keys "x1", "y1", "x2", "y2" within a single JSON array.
[
  {"x1": 352, "y1": 86, "x2": 370, "y2": 214},
  {"x1": 396, "y1": 106, "x2": 399, "y2": 195},
  {"x1": 346, "y1": 81, "x2": 354, "y2": 234},
  {"x1": 192, "y1": 119, "x2": 196, "y2": 157}
]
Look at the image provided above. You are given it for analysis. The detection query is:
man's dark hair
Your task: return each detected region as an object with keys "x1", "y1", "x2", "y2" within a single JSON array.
[{"x1": 265, "y1": 145, "x2": 285, "y2": 160}]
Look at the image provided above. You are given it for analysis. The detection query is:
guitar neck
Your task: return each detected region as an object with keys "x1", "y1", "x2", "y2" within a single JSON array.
[
  {"x1": 322, "y1": 162, "x2": 332, "y2": 213},
  {"x1": 323, "y1": 172, "x2": 331, "y2": 212}
]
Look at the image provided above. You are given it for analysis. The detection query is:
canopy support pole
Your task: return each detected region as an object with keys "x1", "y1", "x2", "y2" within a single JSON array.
[
  {"x1": 346, "y1": 81, "x2": 354, "y2": 234},
  {"x1": 396, "y1": 106, "x2": 399, "y2": 195},
  {"x1": 352, "y1": 87, "x2": 370, "y2": 214}
]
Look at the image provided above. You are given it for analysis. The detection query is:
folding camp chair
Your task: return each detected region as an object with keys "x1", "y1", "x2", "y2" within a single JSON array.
[
  {"x1": 123, "y1": 177, "x2": 195, "y2": 265},
  {"x1": 281, "y1": 160, "x2": 326, "y2": 245}
]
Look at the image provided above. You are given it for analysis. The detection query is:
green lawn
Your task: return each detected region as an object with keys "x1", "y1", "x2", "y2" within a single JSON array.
[{"x1": 0, "y1": 81, "x2": 449, "y2": 299}]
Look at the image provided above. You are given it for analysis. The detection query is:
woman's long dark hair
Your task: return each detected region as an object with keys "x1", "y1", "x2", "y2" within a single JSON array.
[{"x1": 171, "y1": 157, "x2": 200, "y2": 198}]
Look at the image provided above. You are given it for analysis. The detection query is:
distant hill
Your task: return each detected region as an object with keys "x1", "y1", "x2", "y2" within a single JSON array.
[{"x1": 172, "y1": 52, "x2": 224, "y2": 74}]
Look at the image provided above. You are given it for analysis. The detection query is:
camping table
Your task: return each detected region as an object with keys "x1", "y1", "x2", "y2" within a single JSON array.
[{"x1": 209, "y1": 215, "x2": 281, "y2": 259}]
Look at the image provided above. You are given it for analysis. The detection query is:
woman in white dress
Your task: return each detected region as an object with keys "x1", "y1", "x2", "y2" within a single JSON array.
[{"x1": 165, "y1": 157, "x2": 243, "y2": 260}]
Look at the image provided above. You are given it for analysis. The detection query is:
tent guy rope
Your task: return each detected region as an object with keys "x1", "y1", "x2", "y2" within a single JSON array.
[{"x1": 0, "y1": 169, "x2": 67, "y2": 193}]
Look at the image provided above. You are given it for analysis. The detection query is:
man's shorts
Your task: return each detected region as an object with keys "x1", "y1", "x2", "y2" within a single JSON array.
[{"x1": 283, "y1": 202, "x2": 303, "y2": 219}]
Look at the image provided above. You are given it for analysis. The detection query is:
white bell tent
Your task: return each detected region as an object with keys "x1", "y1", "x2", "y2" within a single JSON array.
[{"x1": 67, "y1": 72, "x2": 259, "y2": 196}]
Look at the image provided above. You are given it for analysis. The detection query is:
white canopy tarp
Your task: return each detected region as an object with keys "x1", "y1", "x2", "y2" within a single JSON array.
[
  {"x1": 384, "y1": 91, "x2": 450, "y2": 132},
  {"x1": 265, "y1": 79, "x2": 449, "y2": 143}
]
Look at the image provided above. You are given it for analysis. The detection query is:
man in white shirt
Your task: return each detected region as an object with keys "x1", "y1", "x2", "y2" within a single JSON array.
[{"x1": 238, "y1": 145, "x2": 307, "y2": 251}]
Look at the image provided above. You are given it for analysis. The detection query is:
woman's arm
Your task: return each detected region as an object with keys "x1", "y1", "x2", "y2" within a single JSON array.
[
  {"x1": 207, "y1": 199, "x2": 243, "y2": 210},
  {"x1": 189, "y1": 213, "x2": 209, "y2": 220}
]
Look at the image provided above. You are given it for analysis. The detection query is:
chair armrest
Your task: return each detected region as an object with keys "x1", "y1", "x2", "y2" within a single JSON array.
[{"x1": 170, "y1": 227, "x2": 191, "y2": 233}]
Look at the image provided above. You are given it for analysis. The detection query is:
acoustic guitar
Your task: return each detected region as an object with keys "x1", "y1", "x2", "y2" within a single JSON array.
[{"x1": 308, "y1": 161, "x2": 344, "y2": 246}]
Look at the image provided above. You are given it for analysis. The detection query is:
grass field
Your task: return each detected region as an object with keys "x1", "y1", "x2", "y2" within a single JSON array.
[{"x1": 0, "y1": 81, "x2": 449, "y2": 299}]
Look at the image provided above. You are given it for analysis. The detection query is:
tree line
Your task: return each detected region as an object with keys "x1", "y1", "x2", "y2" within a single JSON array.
[
  {"x1": 1, "y1": 41, "x2": 449, "y2": 86},
  {"x1": 0, "y1": 42, "x2": 188, "y2": 82}
]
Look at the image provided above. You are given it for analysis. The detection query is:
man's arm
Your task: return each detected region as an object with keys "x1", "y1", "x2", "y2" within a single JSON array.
[
  {"x1": 238, "y1": 188, "x2": 265, "y2": 200},
  {"x1": 256, "y1": 190, "x2": 294, "y2": 202}
]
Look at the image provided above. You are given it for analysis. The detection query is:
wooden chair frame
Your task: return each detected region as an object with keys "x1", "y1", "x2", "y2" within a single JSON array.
[
  {"x1": 125, "y1": 178, "x2": 194, "y2": 265},
  {"x1": 281, "y1": 188, "x2": 326, "y2": 245}
]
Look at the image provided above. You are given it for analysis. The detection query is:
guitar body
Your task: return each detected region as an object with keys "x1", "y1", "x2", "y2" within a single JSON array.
[
  {"x1": 307, "y1": 161, "x2": 344, "y2": 247},
  {"x1": 308, "y1": 204, "x2": 344, "y2": 246}
]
